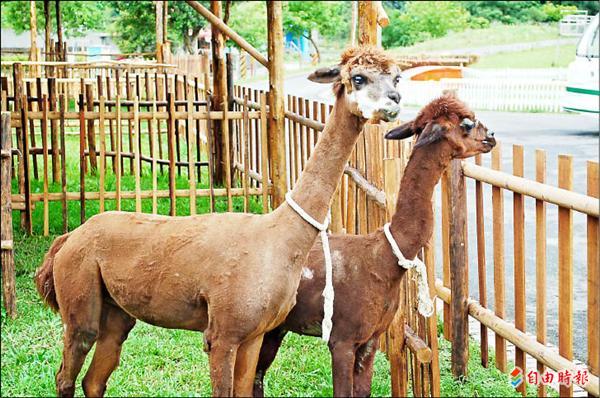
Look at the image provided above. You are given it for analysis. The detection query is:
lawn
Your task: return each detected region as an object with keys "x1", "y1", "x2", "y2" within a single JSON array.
[
  {"x1": 2, "y1": 133, "x2": 548, "y2": 396},
  {"x1": 389, "y1": 23, "x2": 561, "y2": 55},
  {"x1": 471, "y1": 44, "x2": 576, "y2": 69}
]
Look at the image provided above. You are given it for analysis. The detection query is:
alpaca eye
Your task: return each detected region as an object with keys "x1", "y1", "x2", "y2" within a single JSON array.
[
  {"x1": 461, "y1": 118, "x2": 475, "y2": 132},
  {"x1": 394, "y1": 75, "x2": 401, "y2": 85},
  {"x1": 352, "y1": 75, "x2": 366, "y2": 86}
]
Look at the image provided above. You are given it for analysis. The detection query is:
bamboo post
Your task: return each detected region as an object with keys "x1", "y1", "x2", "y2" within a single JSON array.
[
  {"x1": 187, "y1": 89, "x2": 196, "y2": 215},
  {"x1": 59, "y1": 94, "x2": 67, "y2": 232},
  {"x1": 260, "y1": 93, "x2": 269, "y2": 212},
  {"x1": 78, "y1": 93, "x2": 86, "y2": 223},
  {"x1": 512, "y1": 145, "x2": 526, "y2": 396},
  {"x1": 99, "y1": 96, "x2": 106, "y2": 212},
  {"x1": 587, "y1": 161, "x2": 599, "y2": 381},
  {"x1": 358, "y1": 1, "x2": 379, "y2": 46},
  {"x1": 29, "y1": 1, "x2": 38, "y2": 65},
  {"x1": 167, "y1": 92, "x2": 177, "y2": 215},
  {"x1": 205, "y1": 75, "x2": 215, "y2": 212},
  {"x1": 55, "y1": 0, "x2": 63, "y2": 61},
  {"x1": 133, "y1": 96, "x2": 141, "y2": 212},
  {"x1": 267, "y1": 1, "x2": 287, "y2": 207},
  {"x1": 44, "y1": 0, "x2": 51, "y2": 62},
  {"x1": 115, "y1": 95, "x2": 122, "y2": 210},
  {"x1": 491, "y1": 144, "x2": 506, "y2": 372},
  {"x1": 447, "y1": 159, "x2": 468, "y2": 378},
  {"x1": 13, "y1": 64, "x2": 30, "y2": 232},
  {"x1": 242, "y1": 96, "x2": 250, "y2": 212},
  {"x1": 210, "y1": 0, "x2": 228, "y2": 186},
  {"x1": 48, "y1": 77, "x2": 59, "y2": 182},
  {"x1": 1, "y1": 112, "x2": 16, "y2": 318},
  {"x1": 223, "y1": 94, "x2": 232, "y2": 211},
  {"x1": 441, "y1": 170, "x2": 451, "y2": 341},
  {"x1": 42, "y1": 95, "x2": 49, "y2": 235},
  {"x1": 85, "y1": 83, "x2": 98, "y2": 172},
  {"x1": 26, "y1": 82, "x2": 39, "y2": 180},
  {"x1": 151, "y1": 100, "x2": 158, "y2": 214},
  {"x1": 535, "y1": 149, "x2": 547, "y2": 397},
  {"x1": 558, "y1": 154, "x2": 573, "y2": 398},
  {"x1": 474, "y1": 154, "x2": 488, "y2": 368},
  {"x1": 155, "y1": 0, "x2": 164, "y2": 64}
]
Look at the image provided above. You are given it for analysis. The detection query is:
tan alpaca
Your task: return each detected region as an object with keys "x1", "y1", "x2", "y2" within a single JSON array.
[
  {"x1": 35, "y1": 46, "x2": 402, "y2": 397},
  {"x1": 253, "y1": 94, "x2": 496, "y2": 397}
]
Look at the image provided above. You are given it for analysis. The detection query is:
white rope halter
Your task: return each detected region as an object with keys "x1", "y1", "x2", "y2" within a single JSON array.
[
  {"x1": 285, "y1": 192, "x2": 334, "y2": 342},
  {"x1": 383, "y1": 223, "x2": 435, "y2": 317}
]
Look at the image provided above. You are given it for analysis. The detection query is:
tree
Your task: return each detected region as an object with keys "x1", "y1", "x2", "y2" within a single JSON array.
[
  {"x1": 283, "y1": 1, "x2": 348, "y2": 61},
  {"x1": 110, "y1": 1, "x2": 209, "y2": 54},
  {"x1": 228, "y1": 1, "x2": 268, "y2": 50},
  {"x1": 1, "y1": 0, "x2": 107, "y2": 37}
]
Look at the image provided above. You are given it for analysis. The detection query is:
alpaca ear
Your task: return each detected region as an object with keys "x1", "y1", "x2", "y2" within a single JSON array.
[
  {"x1": 385, "y1": 121, "x2": 414, "y2": 140},
  {"x1": 308, "y1": 65, "x2": 341, "y2": 83},
  {"x1": 414, "y1": 123, "x2": 445, "y2": 149}
]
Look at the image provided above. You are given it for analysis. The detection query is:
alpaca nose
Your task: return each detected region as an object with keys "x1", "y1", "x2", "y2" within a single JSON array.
[{"x1": 387, "y1": 91, "x2": 401, "y2": 104}]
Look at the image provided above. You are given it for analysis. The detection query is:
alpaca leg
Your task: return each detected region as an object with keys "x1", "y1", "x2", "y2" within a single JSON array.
[
  {"x1": 253, "y1": 328, "x2": 287, "y2": 397},
  {"x1": 82, "y1": 303, "x2": 136, "y2": 397},
  {"x1": 330, "y1": 342, "x2": 357, "y2": 397},
  {"x1": 233, "y1": 334, "x2": 265, "y2": 396},
  {"x1": 54, "y1": 260, "x2": 103, "y2": 397},
  {"x1": 352, "y1": 338, "x2": 378, "y2": 397},
  {"x1": 205, "y1": 334, "x2": 238, "y2": 397}
]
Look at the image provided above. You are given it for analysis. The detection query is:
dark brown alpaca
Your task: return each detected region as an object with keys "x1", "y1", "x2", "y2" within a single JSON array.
[
  {"x1": 253, "y1": 94, "x2": 496, "y2": 397},
  {"x1": 34, "y1": 46, "x2": 402, "y2": 397}
]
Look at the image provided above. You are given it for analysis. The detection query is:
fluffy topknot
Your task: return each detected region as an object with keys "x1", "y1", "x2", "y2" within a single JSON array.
[
  {"x1": 333, "y1": 46, "x2": 398, "y2": 97},
  {"x1": 413, "y1": 92, "x2": 475, "y2": 130}
]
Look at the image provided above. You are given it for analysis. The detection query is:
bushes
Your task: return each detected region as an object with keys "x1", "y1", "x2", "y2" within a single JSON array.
[{"x1": 383, "y1": 1, "x2": 471, "y2": 48}]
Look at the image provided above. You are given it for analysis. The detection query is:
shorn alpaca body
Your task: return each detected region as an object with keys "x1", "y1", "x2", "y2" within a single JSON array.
[
  {"x1": 254, "y1": 94, "x2": 496, "y2": 397},
  {"x1": 35, "y1": 47, "x2": 402, "y2": 397}
]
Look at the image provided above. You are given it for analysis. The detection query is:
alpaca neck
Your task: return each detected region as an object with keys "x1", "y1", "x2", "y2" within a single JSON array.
[
  {"x1": 288, "y1": 98, "x2": 365, "y2": 223},
  {"x1": 388, "y1": 140, "x2": 453, "y2": 260}
]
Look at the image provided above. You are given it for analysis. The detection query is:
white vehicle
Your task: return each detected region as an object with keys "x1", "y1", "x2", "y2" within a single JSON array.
[{"x1": 562, "y1": 14, "x2": 599, "y2": 115}]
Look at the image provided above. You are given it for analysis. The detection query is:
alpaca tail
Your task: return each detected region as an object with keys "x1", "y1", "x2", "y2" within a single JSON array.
[{"x1": 35, "y1": 233, "x2": 70, "y2": 312}]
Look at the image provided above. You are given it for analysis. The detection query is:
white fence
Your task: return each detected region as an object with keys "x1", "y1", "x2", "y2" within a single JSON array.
[{"x1": 400, "y1": 78, "x2": 567, "y2": 113}]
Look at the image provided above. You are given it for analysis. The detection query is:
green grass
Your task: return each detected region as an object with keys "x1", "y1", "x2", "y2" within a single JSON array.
[
  {"x1": 471, "y1": 44, "x2": 576, "y2": 69},
  {"x1": 390, "y1": 23, "x2": 561, "y2": 55},
  {"x1": 1, "y1": 131, "x2": 551, "y2": 396}
]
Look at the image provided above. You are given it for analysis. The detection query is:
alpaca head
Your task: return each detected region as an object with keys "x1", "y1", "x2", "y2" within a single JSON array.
[
  {"x1": 308, "y1": 46, "x2": 402, "y2": 122},
  {"x1": 385, "y1": 93, "x2": 496, "y2": 158}
]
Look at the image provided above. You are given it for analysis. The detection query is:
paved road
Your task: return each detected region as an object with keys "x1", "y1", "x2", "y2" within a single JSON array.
[{"x1": 247, "y1": 73, "x2": 599, "y2": 361}]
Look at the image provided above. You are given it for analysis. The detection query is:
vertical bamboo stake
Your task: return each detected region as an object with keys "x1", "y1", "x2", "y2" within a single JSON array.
[
  {"x1": 1, "y1": 112, "x2": 16, "y2": 318},
  {"x1": 151, "y1": 100, "x2": 158, "y2": 214},
  {"x1": 21, "y1": 94, "x2": 32, "y2": 235},
  {"x1": 242, "y1": 96, "x2": 250, "y2": 212},
  {"x1": 26, "y1": 82, "x2": 38, "y2": 180},
  {"x1": 425, "y1": 199, "x2": 441, "y2": 397},
  {"x1": 168, "y1": 93, "x2": 177, "y2": 216},
  {"x1": 42, "y1": 95, "x2": 49, "y2": 236},
  {"x1": 491, "y1": 143, "x2": 506, "y2": 372},
  {"x1": 512, "y1": 145, "x2": 526, "y2": 395},
  {"x1": 99, "y1": 96, "x2": 106, "y2": 213},
  {"x1": 115, "y1": 95, "x2": 122, "y2": 210},
  {"x1": 448, "y1": 159, "x2": 468, "y2": 378},
  {"x1": 267, "y1": 0, "x2": 286, "y2": 206},
  {"x1": 223, "y1": 94, "x2": 232, "y2": 211},
  {"x1": 558, "y1": 154, "x2": 573, "y2": 398},
  {"x1": 441, "y1": 170, "x2": 452, "y2": 341},
  {"x1": 187, "y1": 89, "x2": 196, "y2": 215},
  {"x1": 535, "y1": 149, "x2": 547, "y2": 397},
  {"x1": 85, "y1": 83, "x2": 97, "y2": 173},
  {"x1": 132, "y1": 96, "x2": 141, "y2": 212},
  {"x1": 474, "y1": 154, "x2": 488, "y2": 368},
  {"x1": 59, "y1": 94, "x2": 67, "y2": 232},
  {"x1": 78, "y1": 94, "x2": 86, "y2": 224},
  {"x1": 260, "y1": 93, "x2": 269, "y2": 213},
  {"x1": 587, "y1": 161, "x2": 599, "y2": 380},
  {"x1": 106, "y1": 76, "x2": 117, "y2": 174},
  {"x1": 48, "y1": 77, "x2": 59, "y2": 182}
]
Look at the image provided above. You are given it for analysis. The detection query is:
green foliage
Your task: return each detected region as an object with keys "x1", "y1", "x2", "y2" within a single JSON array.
[
  {"x1": 382, "y1": 1, "x2": 471, "y2": 48},
  {"x1": 540, "y1": 3, "x2": 579, "y2": 22},
  {"x1": 228, "y1": 1, "x2": 268, "y2": 50},
  {"x1": 1, "y1": 1, "x2": 107, "y2": 37},
  {"x1": 462, "y1": 1, "x2": 541, "y2": 24},
  {"x1": 110, "y1": 1, "x2": 208, "y2": 54},
  {"x1": 283, "y1": 1, "x2": 350, "y2": 57}
]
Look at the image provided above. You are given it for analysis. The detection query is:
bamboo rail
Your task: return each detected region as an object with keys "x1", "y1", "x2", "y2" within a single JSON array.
[{"x1": 435, "y1": 280, "x2": 599, "y2": 396}]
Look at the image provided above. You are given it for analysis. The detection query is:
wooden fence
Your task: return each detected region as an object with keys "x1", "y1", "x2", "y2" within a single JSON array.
[{"x1": 1, "y1": 58, "x2": 598, "y2": 396}]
